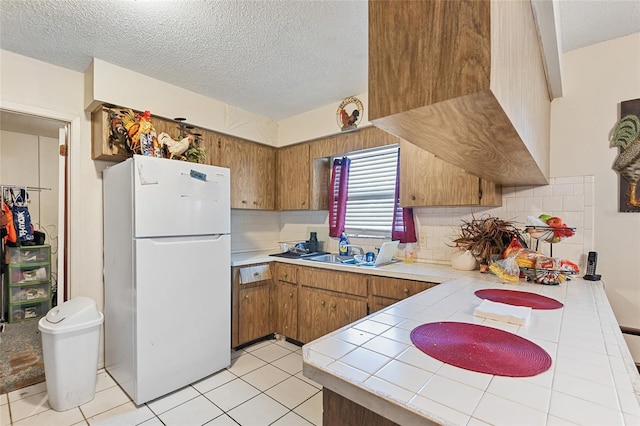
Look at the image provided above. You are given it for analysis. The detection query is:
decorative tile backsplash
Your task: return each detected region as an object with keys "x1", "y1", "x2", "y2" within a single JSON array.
[{"x1": 231, "y1": 175, "x2": 594, "y2": 271}]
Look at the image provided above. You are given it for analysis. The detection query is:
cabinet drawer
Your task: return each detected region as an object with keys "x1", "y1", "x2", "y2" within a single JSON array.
[
  {"x1": 370, "y1": 276, "x2": 436, "y2": 299},
  {"x1": 7, "y1": 264, "x2": 50, "y2": 285},
  {"x1": 9, "y1": 283, "x2": 50, "y2": 303},
  {"x1": 275, "y1": 263, "x2": 297, "y2": 284},
  {"x1": 9, "y1": 300, "x2": 51, "y2": 323},
  {"x1": 298, "y1": 267, "x2": 367, "y2": 297},
  {"x1": 239, "y1": 264, "x2": 272, "y2": 284},
  {"x1": 8, "y1": 245, "x2": 51, "y2": 264}
]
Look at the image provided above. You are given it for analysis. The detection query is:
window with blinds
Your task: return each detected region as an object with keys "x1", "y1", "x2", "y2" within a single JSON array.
[{"x1": 343, "y1": 145, "x2": 399, "y2": 234}]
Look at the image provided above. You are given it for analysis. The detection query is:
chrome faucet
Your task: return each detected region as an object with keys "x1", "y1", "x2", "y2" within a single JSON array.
[{"x1": 344, "y1": 245, "x2": 365, "y2": 256}]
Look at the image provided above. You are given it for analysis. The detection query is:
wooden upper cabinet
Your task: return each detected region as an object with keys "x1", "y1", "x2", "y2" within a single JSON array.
[
  {"x1": 218, "y1": 135, "x2": 276, "y2": 210},
  {"x1": 91, "y1": 107, "x2": 130, "y2": 161},
  {"x1": 369, "y1": 0, "x2": 550, "y2": 186},
  {"x1": 399, "y1": 140, "x2": 500, "y2": 206},
  {"x1": 277, "y1": 143, "x2": 311, "y2": 211}
]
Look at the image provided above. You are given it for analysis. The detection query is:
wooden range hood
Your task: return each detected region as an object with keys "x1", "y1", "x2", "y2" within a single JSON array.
[{"x1": 368, "y1": 0, "x2": 550, "y2": 186}]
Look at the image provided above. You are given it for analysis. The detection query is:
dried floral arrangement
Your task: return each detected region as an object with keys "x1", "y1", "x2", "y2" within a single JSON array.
[{"x1": 451, "y1": 215, "x2": 526, "y2": 262}]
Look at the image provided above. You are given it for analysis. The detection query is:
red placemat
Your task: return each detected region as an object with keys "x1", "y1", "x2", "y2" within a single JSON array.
[
  {"x1": 410, "y1": 322, "x2": 552, "y2": 377},
  {"x1": 475, "y1": 289, "x2": 563, "y2": 310}
]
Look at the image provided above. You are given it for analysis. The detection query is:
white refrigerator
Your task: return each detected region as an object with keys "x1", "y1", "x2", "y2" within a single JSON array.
[{"x1": 103, "y1": 155, "x2": 231, "y2": 405}]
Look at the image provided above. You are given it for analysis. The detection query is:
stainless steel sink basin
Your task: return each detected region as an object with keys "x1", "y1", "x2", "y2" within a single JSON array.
[{"x1": 306, "y1": 253, "x2": 356, "y2": 265}]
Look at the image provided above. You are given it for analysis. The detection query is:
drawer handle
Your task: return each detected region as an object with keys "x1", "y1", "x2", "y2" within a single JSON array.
[
  {"x1": 289, "y1": 293, "x2": 293, "y2": 298},
  {"x1": 242, "y1": 200, "x2": 248, "y2": 204},
  {"x1": 404, "y1": 288, "x2": 409, "y2": 293},
  {"x1": 253, "y1": 201, "x2": 258, "y2": 205},
  {"x1": 253, "y1": 272, "x2": 260, "y2": 277},
  {"x1": 320, "y1": 300, "x2": 325, "y2": 306},
  {"x1": 331, "y1": 302, "x2": 337, "y2": 309},
  {"x1": 283, "y1": 272, "x2": 288, "y2": 278}
]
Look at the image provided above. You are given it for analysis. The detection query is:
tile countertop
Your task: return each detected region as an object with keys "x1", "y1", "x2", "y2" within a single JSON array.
[
  {"x1": 230, "y1": 250, "x2": 468, "y2": 284},
  {"x1": 302, "y1": 273, "x2": 640, "y2": 425}
]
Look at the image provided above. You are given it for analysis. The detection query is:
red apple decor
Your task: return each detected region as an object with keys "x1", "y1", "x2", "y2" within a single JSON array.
[{"x1": 526, "y1": 215, "x2": 575, "y2": 244}]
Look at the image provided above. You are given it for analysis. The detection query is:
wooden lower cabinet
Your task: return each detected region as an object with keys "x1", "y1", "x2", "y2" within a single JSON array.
[
  {"x1": 323, "y1": 388, "x2": 400, "y2": 426},
  {"x1": 298, "y1": 286, "x2": 367, "y2": 343},
  {"x1": 237, "y1": 284, "x2": 272, "y2": 346},
  {"x1": 369, "y1": 276, "x2": 437, "y2": 313},
  {"x1": 273, "y1": 281, "x2": 299, "y2": 340},
  {"x1": 232, "y1": 264, "x2": 273, "y2": 348},
  {"x1": 232, "y1": 262, "x2": 438, "y2": 347}
]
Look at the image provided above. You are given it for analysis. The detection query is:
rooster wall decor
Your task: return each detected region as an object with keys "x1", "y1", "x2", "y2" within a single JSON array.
[
  {"x1": 611, "y1": 98, "x2": 640, "y2": 211},
  {"x1": 336, "y1": 96, "x2": 363, "y2": 132}
]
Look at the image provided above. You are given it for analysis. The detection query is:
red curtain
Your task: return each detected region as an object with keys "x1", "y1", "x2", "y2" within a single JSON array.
[
  {"x1": 391, "y1": 154, "x2": 417, "y2": 243},
  {"x1": 329, "y1": 157, "x2": 351, "y2": 238}
]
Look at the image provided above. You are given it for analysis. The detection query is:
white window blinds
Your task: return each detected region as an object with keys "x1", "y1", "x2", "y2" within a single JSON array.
[{"x1": 343, "y1": 145, "x2": 399, "y2": 233}]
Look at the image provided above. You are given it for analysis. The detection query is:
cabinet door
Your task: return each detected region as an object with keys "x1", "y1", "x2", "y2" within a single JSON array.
[
  {"x1": 277, "y1": 143, "x2": 310, "y2": 210},
  {"x1": 238, "y1": 284, "x2": 272, "y2": 346},
  {"x1": 369, "y1": 276, "x2": 436, "y2": 299},
  {"x1": 219, "y1": 135, "x2": 276, "y2": 210},
  {"x1": 479, "y1": 179, "x2": 502, "y2": 207},
  {"x1": 200, "y1": 130, "x2": 221, "y2": 166},
  {"x1": 273, "y1": 281, "x2": 298, "y2": 340},
  {"x1": 399, "y1": 140, "x2": 481, "y2": 206},
  {"x1": 370, "y1": 296, "x2": 398, "y2": 314},
  {"x1": 298, "y1": 287, "x2": 367, "y2": 343},
  {"x1": 297, "y1": 266, "x2": 367, "y2": 297}
]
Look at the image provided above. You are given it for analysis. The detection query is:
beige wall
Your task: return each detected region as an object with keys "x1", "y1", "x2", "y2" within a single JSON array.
[
  {"x1": 551, "y1": 33, "x2": 640, "y2": 328},
  {"x1": 1, "y1": 49, "x2": 107, "y2": 364},
  {"x1": 551, "y1": 33, "x2": 640, "y2": 360}
]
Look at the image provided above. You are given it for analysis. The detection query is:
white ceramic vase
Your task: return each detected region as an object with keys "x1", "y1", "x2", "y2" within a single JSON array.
[{"x1": 451, "y1": 249, "x2": 478, "y2": 271}]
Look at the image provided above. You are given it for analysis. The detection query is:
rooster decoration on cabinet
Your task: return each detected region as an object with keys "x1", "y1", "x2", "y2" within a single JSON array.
[
  {"x1": 108, "y1": 107, "x2": 205, "y2": 163},
  {"x1": 611, "y1": 99, "x2": 640, "y2": 211}
]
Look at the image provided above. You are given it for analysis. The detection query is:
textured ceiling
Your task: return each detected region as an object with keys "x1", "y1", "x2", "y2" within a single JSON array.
[
  {"x1": 0, "y1": 0, "x2": 639, "y2": 124},
  {"x1": 558, "y1": 0, "x2": 640, "y2": 52},
  {"x1": 0, "y1": 0, "x2": 368, "y2": 121}
]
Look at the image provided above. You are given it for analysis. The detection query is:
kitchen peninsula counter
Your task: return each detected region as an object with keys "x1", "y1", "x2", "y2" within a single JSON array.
[{"x1": 302, "y1": 273, "x2": 640, "y2": 425}]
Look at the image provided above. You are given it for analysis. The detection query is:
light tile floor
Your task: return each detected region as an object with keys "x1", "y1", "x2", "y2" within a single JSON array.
[{"x1": 1, "y1": 339, "x2": 323, "y2": 426}]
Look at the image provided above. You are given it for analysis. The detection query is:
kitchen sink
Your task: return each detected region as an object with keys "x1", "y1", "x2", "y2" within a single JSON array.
[{"x1": 306, "y1": 253, "x2": 356, "y2": 265}]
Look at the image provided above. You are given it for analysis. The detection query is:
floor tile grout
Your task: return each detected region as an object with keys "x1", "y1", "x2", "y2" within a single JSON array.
[{"x1": 2, "y1": 338, "x2": 322, "y2": 426}]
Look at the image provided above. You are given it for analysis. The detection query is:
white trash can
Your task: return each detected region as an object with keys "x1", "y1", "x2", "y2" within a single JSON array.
[{"x1": 38, "y1": 297, "x2": 104, "y2": 411}]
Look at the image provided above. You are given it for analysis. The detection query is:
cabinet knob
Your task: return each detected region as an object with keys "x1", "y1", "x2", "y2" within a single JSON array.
[
  {"x1": 289, "y1": 293, "x2": 293, "y2": 298},
  {"x1": 331, "y1": 302, "x2": 337, "y2": 309},
  {"x1": 410, "y1": 195, "x2": 416, "y2": 201},
  {"x1": 283, "y1": 273, "x2": 288, "y2": 278},
  {"x1": 253, "y1": 271, "x2": 260, "y2": 277},
  {"x1": 242, "y1": 200, "x2": 248, "y2": 204},
  {"x1": 244, "y1": 294, "x2": 249, "y2": 299},
  {"x1": 320, "y1": 300, "x2": 325, "y2": 306},
  {"x1": 404, "y1": 288, "x2": 409, "y2": 293},
  {"x1": 301, "y1": 200, "x2": 306, "y2": 206},
  {"x1": 253, "y1": 201, "x2": 258, "y2": 205}
]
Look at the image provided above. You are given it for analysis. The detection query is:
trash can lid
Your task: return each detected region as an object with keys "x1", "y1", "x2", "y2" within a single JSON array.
[{"x1": 38, "y1": 296, "x2": 103, "y2": 334}]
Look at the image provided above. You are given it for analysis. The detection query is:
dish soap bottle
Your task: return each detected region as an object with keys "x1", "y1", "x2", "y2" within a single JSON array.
[{"x1": 339, "y1": 233, "x2": 350, "y2": 256}]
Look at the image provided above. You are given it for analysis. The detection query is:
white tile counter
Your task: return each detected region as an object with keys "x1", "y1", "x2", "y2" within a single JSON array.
[
  {"x1": 302, "y1": 273, "x2": 640, "y2": 425},
  {"x1": 231, "y1": 250, "x2": 468, "y2": 284}
]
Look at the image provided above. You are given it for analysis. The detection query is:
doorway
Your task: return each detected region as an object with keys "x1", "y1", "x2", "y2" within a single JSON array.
[{"x1": 0, "y1": 109, "x2": 68, "y2": 393}]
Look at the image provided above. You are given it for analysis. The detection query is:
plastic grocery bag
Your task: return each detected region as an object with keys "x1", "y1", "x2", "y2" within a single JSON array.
[{"x1": 489, "y1": 257, "x2": 520, "y2": 283}]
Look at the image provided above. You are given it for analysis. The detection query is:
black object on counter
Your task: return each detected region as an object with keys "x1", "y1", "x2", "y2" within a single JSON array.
[
  {"x1": 307, "y1": 232, "x2": 318, "y2": 253},
  {"x1": 269, "y1": 251, "x2": 327, "y2": 259}
]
